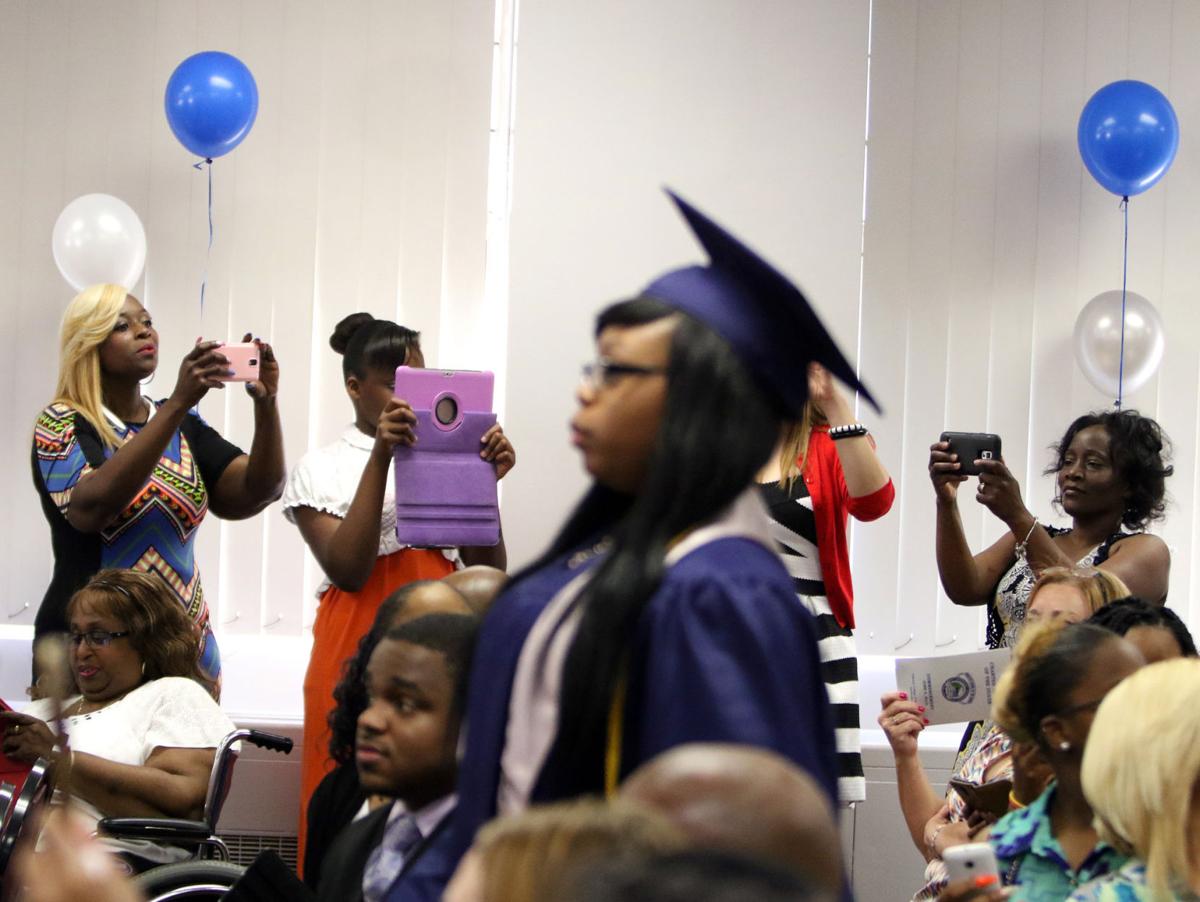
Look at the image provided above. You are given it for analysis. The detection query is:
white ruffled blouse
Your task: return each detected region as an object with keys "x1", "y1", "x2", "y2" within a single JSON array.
[{"x1": 281, "y1": 425, "x2": 459, "y2": 596}]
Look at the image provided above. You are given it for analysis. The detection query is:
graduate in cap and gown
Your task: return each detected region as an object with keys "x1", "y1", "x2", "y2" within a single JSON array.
[{"x1": 385, "y1": 192, "x2": 880, "y2": 900}]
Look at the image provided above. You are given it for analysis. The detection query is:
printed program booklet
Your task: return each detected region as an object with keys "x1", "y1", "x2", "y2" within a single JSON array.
[{"x1": 894, "y1": 647, "x2": 1014, "y2": 725}]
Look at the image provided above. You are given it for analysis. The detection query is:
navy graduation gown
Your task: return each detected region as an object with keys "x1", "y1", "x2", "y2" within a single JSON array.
[{"x1": 385, "y1": 534, "x2": 838, "y2": 901}]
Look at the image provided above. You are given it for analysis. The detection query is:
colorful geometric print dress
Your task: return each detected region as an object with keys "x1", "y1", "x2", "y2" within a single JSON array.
[{"x1": 32, "y1": 401, "x2": 244, "y2": 684}]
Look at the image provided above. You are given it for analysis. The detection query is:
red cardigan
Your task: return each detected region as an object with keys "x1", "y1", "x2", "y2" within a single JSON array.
[{"x1": 798, "y1": 425, "x2": 895, "y2": 630}]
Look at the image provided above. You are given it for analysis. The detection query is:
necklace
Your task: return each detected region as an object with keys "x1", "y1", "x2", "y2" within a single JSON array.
[{"x1": 71, "y1": 686, "x2": 136, "y2": 719}]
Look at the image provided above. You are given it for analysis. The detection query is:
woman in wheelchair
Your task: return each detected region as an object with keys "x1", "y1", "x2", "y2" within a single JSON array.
[{"x1": 0, "y1": 569, "x2": 235, "y2": 873}]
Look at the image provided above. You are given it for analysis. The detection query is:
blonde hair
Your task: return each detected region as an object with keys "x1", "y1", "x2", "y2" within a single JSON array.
[
  {"x1": 1082, "y1": 659, "x2": 1200, "y2": 900},
  {"x1": 52, "y1": 284, "x2": 128, "y2": 449},
  {"x1": 777, "y1": 402, "x2": 822, "y2": 490},
  {"x1": 471, "y1": 798, "x2": 684, "y2": 902},
  {"x1": 1030, "y1": 566, "x2": 1130, "y2": 617},
  {"x1": 992, "y1": 619, "x2": 1121, "y2": 747}
]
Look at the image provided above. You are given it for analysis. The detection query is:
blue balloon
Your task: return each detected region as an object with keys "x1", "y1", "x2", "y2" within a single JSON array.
[
  {"x1": 164, "y1": 51, "x2": 258, "y2": 160},
  {"x1": 1077, "y1": 80, "x2": 1179, "y2": 197}
]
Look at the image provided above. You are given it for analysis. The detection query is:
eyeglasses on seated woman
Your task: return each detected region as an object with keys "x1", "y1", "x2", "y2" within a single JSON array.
[{"x1": 0, "y1": 569, "x2": 237, "y2": 874}]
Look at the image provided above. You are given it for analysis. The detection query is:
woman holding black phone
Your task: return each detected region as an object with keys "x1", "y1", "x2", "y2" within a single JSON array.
[{"x1": 929, "y1": 410, "x2": 1172, "y2": 649}]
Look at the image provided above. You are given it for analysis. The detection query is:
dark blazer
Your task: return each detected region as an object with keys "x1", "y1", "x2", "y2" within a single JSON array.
[
  {"x1": 319, "y1": 802, "x2": 454, "y2": 902},
  {"x1": 305, "y1": 762, "x2": 367, "y2": 889},
  {"x1": 317, "y1": 804, "x2": 392, "y2": 902}
]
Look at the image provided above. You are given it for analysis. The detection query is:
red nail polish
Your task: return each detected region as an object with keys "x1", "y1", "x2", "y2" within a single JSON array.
[
  {"x1": 899, "y1": 692, "x2": 908, "y2": 700},
  {"x1": 918, "y1": 705, "x2": 926, "y2": 712},
  {"x1": 923, "y1": 718, "x2": 930, "y2": 725}
]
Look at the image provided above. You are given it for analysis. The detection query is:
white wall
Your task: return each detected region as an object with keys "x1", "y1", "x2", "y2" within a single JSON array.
[
  {"x1": 0, "y1": 0, "x2": 496, "y2": 645},
  {"x1": 501, "y1": 0, "x2": 872, "y2": 567},
  {"x1": 855, "y1": 0, "x2": 1200, "y2": 659}
]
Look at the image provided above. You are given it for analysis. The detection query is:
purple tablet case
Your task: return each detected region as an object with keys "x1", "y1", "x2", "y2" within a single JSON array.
[{"x1": 393, "y1": 368, "x2": 500, "y2": 548}]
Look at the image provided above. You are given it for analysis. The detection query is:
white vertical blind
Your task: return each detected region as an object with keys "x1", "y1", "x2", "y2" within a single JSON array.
[
  {"x1": 0, "y1": 0, "x2": 496, "y2": 639},
  {"x1": 857, "y1": 0, "x2": 1200, "y2": 658},
  {"x1": 500, "y1": 0, "x2": 873, "y2": 569}
]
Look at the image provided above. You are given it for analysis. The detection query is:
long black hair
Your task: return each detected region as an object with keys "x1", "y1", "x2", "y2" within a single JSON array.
[
  {"x1": 330, "y1": 312, "x2": 421, "y2": 379},
  {"x1": 531, "y1": 297, "x2": 783, "y2": 795},
  {"x1": 1088, "y1": 596, "x2": 1197, "y2": 656}
]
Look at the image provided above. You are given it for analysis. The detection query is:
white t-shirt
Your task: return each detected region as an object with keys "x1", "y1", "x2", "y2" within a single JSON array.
[
  {"x1": 281, "y1": 425, "x2": 459, "y2": 596},
  {"x1": 27, "y1": 677, "x2": 236, "y2": 864}
]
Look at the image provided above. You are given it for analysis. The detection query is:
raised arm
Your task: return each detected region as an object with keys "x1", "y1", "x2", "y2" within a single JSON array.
[
  {"x1": 931, "y1": 443, "x2": 1019, "y2": 605},
  {"x1": 810, "y1": 364, "x2": 891, "y2": 500},
  {"x1": 458, "y1": 423, "x2": 516, "y2": 571},
  {"x1": 207, "y1": 337, "x2": 286, "y2": 520},
  {"x1": 66, "y1": 342, "x2": 230, "y2": 533},
  {"x1": 292, "y1": 398, "x2": 416, "y2": 592},
  {"x1": 877, "y1": 691, "x2": 943, "y2": 856}
]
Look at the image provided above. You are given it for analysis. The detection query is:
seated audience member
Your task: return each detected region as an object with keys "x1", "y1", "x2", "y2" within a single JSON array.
[
  {"x1": 572, "y1": 849, "x2": 834, "y2": 902},
  {"x1": 441, "y1": 566, "x2": 508, "y2": 617},
  {"x1": 986, "y1": 621, "x2": 1145, "y2": 895},
  {"x1": 1070, "y1": 658, "x2": 1200, "y2": 900},
  {"x1": 319, "y1": 613, "x2": 478, "y2": 902},
  {"x1": 1087, "y1": 596, "x2": 1197, "y2": 663},
  {"x1": 305, "y1": 580, "x2": 471, "y2": 887},
  {"x1": 619, "y1": 742, "x2": 843, "y2": 895},
  {"x1": 442, "y1": 798, "x2": 685, "y2": 902},
  {"x1": 0, "y1": 570, "x2": 235, "y2": 872},
  {"x1": 879, "y1": 567, "x2": 1127, "y2": 899}
]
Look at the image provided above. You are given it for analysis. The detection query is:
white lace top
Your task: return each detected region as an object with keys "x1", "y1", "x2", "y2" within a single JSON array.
[
  {"x1": 281, "y1": 425, "x2": 459, "y2": 596},
  {"x1": 27, "y1": 677, "x2": 236, "y2": 864}
]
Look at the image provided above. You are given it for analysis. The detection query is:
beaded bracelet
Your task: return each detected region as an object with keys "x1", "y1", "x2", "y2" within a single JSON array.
[{"x1": 829, "y1": 423, "x2": 869, "y2": 441}]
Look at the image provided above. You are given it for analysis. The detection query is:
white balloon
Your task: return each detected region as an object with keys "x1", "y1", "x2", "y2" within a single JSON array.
[
  {"x1": 1072, "y1": 290, "x2": 1165, "y2": 398},
  {"x1": 51, "y1": 194, "x2": 147, "y2": 292}
]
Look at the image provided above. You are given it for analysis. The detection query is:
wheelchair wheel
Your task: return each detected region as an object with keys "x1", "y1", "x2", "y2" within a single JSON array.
[{"x1": 134, "y1": 859, "x2": 246, "y2": 901}]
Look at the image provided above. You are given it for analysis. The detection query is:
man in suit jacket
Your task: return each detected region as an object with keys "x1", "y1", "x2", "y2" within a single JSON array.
[{"x1": 318, "y1": 612, "x2": 479, "y2": 902}]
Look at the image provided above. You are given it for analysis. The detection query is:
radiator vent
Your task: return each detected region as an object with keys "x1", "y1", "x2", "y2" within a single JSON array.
[{"x1": 219, "y1": 831, "x2": 299, "y2": 870}]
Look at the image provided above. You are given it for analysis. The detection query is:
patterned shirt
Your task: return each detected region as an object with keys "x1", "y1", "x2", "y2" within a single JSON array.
[
  {"x1": 1069, "y1": 861, "x2": 1200, "y2": 901},
  {"x1": 32, "y1": 401, "x2": 243, "y2": 681},
  {"x1": 991, "y1": 784, "x2": 1128, "y2": 901}
]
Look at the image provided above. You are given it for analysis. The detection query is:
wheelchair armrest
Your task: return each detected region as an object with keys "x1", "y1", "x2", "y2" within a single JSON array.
[{"x1": 97, "y1": 816, "x2": 211, "y2": 843}]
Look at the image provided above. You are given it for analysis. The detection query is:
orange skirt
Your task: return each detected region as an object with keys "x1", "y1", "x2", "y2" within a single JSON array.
[{"x1": 297, "y1": 548, "x2": 454, "y2": 868}]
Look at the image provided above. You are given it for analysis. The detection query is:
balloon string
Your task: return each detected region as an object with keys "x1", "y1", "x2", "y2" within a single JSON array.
[
  {"x1": 192, "y1": 157, "x2": 214, "y2": 323},
  {"x1": 1117, "y1": 195, "x2": 1129, "y2": 409}
]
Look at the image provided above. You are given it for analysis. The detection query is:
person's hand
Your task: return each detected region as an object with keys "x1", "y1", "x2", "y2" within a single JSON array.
[
  {"x1": 926, "y1": 806, "x2": 975, "y2": 858},
  {"x1": 170, "y1": 340, "x2": 229, "y2": 409},
  {"x1": 929, "y1": 441, "x2": 968, "y2": 503},
  {"x1": 964, "y1": 808, "x2": 998, "y2": 841},
  {"x1": 974, "y1": 457, "x2": 1029, "y2": 528},
  {"x1": 878, "y1": 691, "x2": 928, "y2": 759},
  {"x1": 372, "y1": 397, "x2": 417, "y2": 460},
  {"x1": 937, "y1": 878, "x2": 1010, "y2": 901},
  {"x1": 480, "y1": 423, "x2": 516, "y2": 480},
  {"x1": 1010, "y1": 741, "x2": 1052, "y2": 808},
  {"x1": 1, "y1": 711, "x2": 57, "y2": 763},
  {"x1": 242, "y1": 333, "x2": 279, "y2": 402},
  {"x1": 14, "y1": 809, "x2": 142, "y2": 902},
  {"x1": 807, "y1": 363, "x2": 852, "y2": 423}
]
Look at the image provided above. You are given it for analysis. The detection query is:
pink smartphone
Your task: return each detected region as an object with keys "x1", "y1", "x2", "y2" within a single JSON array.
[
  {"x1": 215, "y1": 342, "x2": 260, "y2": 382},
  {"x1": 393, "y1": 367, "x2": 499, "y2": 548}
]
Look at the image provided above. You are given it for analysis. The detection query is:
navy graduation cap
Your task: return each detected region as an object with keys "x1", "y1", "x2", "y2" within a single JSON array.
[{"x1": 642, "y1": 190, "x2": 880, "y2": 417}]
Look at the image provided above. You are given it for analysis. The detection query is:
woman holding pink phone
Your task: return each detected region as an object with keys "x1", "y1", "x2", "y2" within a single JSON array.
[
  {"x1": 31, "y1": 283, "x2": 286, "y2": 692},
  {"x1": 281, "y1": 312, "x2": 515, "y2": 868}
]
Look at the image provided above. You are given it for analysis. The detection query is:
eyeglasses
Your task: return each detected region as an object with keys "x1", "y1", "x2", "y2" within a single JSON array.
[
  {"x1": 580, "y1": 357, "x2": 668, "y2": 392},
  {"x1": 69, "y1": 629, "x2": 131, "y2": 649}
]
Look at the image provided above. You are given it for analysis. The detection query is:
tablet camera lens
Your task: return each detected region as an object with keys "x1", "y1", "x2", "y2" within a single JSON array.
[{"x1": 435, "y1": 396, "x2": 458, "y2": 426}]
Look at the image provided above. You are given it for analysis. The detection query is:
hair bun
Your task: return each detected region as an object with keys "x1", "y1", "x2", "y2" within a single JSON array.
[{"x1": 330, "y1": 312, "x2": 376, "y2": 355}]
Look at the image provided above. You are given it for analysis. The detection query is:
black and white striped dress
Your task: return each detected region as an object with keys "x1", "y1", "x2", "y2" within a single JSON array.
[{"x1": 760, "y1": 479, "x2": 865, "y2": 804}]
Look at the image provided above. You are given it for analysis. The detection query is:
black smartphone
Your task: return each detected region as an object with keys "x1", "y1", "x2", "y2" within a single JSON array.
[{"x1": 940, "y1": 432, "x2": 1002, "y2": 477}]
